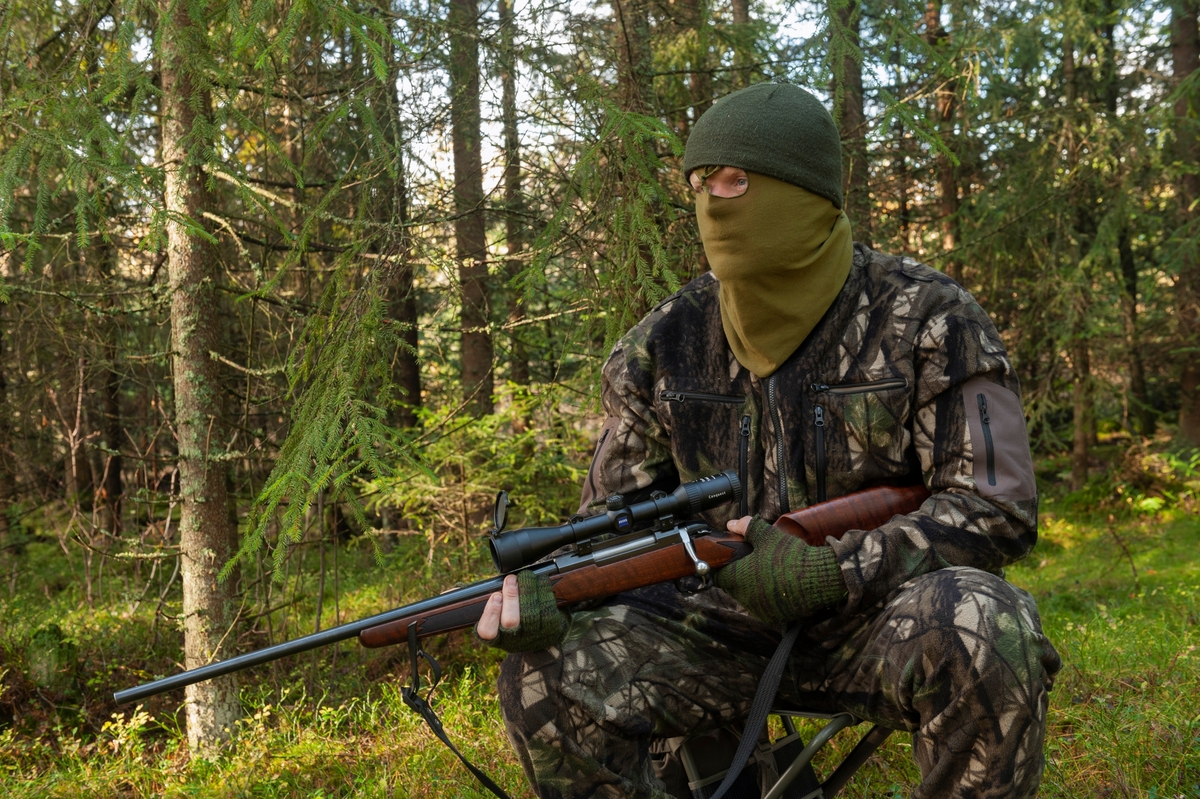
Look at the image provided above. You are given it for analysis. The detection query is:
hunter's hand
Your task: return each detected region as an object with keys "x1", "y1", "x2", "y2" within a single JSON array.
[
  {"x1": 477, "y1": 573, "x2": 522, "y2": 641},
  {"x1": 715, "y1": 516, "x2": 848, "y2": 624},
  {"x1": 475, "y1": 570, "x2": 570, "y2": 653}
]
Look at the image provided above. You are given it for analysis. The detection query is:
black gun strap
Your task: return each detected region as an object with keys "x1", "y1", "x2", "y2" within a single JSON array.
[
  {"x1": 707, "y1": 622, "x2": 803, "y2": 799},
  {"x1": 402, "y1": 625, "x2": 512, "y2": 799}
]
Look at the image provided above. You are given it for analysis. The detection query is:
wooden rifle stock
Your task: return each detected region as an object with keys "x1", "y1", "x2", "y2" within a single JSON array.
[
  {"x1": 358, "y1": 482, "x2": 931, "y2": 649},
  {"x1": 774, "y1": 483, "x2": 931, "y2": 545}
]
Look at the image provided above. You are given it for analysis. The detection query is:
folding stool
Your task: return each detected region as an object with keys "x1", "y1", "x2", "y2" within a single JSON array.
[{"x1": 676, "y1": 710, "x2": 894, "y2": 799}]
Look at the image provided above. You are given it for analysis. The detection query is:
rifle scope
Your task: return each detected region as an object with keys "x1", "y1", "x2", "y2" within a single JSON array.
[{"x1": 489, "y1": 470, "x2": 741, "y2": 573}]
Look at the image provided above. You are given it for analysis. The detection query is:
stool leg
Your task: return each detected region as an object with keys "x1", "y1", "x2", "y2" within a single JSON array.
[
  {"x1": 820, "y1": 725, "x2": 892, "y2": 799},
  {"x1": 762, "y1": 714, "x2": 856, "y2": 799}
]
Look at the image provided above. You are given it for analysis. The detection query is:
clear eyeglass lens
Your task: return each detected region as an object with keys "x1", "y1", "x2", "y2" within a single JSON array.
[{"x1": 689, "y1": 169, "x2": 748, "y2": 198}]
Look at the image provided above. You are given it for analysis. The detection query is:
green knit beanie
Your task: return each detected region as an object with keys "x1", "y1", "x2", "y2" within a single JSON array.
[{"x1": 683, "y1": 83, "x2": 844, "y2": 209}]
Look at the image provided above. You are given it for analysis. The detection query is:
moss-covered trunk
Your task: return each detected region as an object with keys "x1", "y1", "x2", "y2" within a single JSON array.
[{"x1": 158, "y1": 0, "x2": 240, "y2": 755}]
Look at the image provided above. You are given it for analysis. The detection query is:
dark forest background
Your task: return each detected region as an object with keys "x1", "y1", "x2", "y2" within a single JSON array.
[{"x1": 0, "y1": 0, "x2": 1198, "y2": 778}]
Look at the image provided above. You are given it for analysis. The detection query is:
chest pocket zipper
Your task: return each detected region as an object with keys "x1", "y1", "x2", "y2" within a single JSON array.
[
  {"x1": 660, "y1": 390, "x2": 744, "y2": 404},
  {"x1": 810, "y1": 377, "x2": 909, "y2": 395},
  {"x1": 813, "y1": 406, "x2": 827, "y2": 502},
  {"x1": 977, "y1": 394, "x2": 996, "y2": 486}
]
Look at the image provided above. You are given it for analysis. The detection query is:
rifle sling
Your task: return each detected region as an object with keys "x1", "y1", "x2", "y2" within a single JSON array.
[
  {"x1": 707, "y1": 622, "x2": 803, "y2": 799},
  {"x1": 402, "y1": 624, "x2": 513, "y2": 799}
]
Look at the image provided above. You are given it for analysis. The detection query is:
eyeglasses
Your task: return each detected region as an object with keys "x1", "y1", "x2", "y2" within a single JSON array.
[{"x1": 688, "y1": 166, "x2": 749, "y2": 198}]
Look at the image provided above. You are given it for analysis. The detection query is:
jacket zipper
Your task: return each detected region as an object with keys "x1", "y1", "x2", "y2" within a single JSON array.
[
  {"x1": 813, "y1": 405, "x2": 827, "y2": 503},
  {"x1": 660, "y1": 390, "x2": 744, "y2": 404},
  {"x1": 738, "y1": 416, "x2": 751, "y2": 517},
  {"x1": 810, "y1": 377, "x2": 909, "y2": 395},
  {"x1": 767, "y1": 374, "x2": 789, "y2": 512},
  {"x1": 977, "y1": 394, "x2": 996, "y2": 486}
]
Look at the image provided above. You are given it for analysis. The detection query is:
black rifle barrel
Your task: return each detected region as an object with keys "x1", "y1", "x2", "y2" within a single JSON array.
[{"x1": 113, "y1": 575, "x2": 507, "y2": 705}]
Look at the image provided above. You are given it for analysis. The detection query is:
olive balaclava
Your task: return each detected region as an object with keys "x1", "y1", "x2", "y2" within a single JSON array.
[{"x1": 684, "y1": 83, "x2": 854, "y2": 378}]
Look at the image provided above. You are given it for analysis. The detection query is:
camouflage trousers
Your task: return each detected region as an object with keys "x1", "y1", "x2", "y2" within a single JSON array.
[{"x1": 497, "y1": 566, "x2": 1061, "y2": 799}]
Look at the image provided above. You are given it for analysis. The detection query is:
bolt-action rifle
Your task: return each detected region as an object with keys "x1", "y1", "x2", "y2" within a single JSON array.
[
  {"x1": 114, "y1": 471, "x2": 929, "y2": 799},
  {"x1": 114, "y1": 471, "x2": 929, "y2": 706}
]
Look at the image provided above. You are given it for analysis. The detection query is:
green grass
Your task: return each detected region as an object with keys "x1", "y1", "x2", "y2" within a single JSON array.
[{"x1": 2, "y1": 470, "x2": 1199, "y2": 797}]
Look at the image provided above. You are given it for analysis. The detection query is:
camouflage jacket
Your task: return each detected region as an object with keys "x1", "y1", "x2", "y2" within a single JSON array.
[{"x1": 581, "y1": 244, "x2": 1038, "y2": 615}]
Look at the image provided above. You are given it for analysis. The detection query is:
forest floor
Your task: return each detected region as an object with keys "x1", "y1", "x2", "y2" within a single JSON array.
[{"x1": 1, "y1": 444, "x2": 1198, "y2": 798}]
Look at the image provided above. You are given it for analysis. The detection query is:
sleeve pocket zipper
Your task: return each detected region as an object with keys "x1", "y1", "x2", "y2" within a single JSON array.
[
  {"x1": 660, "y1": 390, "x2": 745, "y2": 404},
  {"x1": 977, "y1": 393, "x2": 996, "y2": 487},
  {"x1": 814, "y1": 405, "x2": 827, "y2": 503}
]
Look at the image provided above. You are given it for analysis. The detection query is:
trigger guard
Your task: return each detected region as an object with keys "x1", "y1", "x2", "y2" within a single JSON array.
[{"x1": 675, "y1": 574, "x2": 711, "y2": 595}]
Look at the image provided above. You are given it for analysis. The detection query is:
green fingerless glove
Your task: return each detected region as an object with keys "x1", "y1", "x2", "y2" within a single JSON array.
[
  {"x1": 714, "y1": 517, "x2": 848, "y2": 624},
  {"x1": 489, "y1": 570, "x2": 571, "y2": 653}
]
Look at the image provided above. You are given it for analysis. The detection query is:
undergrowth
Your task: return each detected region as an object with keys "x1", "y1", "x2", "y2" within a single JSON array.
[{"x1": 1, "y1": 434, "x2": 1198, "y2": 797}]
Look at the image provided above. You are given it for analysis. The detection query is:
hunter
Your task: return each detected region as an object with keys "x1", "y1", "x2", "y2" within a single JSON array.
[{"x1": 477, "y1": 82, "x2": 1062, "y2": 799}]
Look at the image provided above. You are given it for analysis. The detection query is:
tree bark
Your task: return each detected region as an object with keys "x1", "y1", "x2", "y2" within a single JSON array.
[
  {"x1": 613, "y1": 0, "x2": 652, "y2": 114},
  {"x1": 833, "y1": 0, "x2": 870, "y2": 246},
  {"x1": 1071, "y1": 337, "x2": 1091, "y2": 491},
  {"x1": 1173, "y1": 0, "x2": 1200, "y2": 444},
  {"x1": 381, "y1": 22, "x2": 421, "y2": 429},
  {"x1": 499, "y1": 0, "x2": 529, "y2": 398},
  {"x1": 159, "y1": 0, "x2": 240, "y2": 754},
  {"x1": 925, "y1": 0, "x2": 960, "y2": 282},
  {"x1": 87, "y1": 237, "x2": 124, "y2": 535},
  {"x1": 682, "y1": 0, "x2": 712, "y2": 125},
  {"x1": 0, "y1": 256, "x2": 14, "y2": 557},
  {"x1": 449, "y1": 0, "x2": 493, "y2": 416},
  {"x1": 730, "y1": 0, "x2": 751, "y2": 87},
  {"x1": 101, "y1": 338, "x2": 123, "y2": 534},
  {"x1": 1118, "y1": 232, "x2": 1154, "y2": 436}
]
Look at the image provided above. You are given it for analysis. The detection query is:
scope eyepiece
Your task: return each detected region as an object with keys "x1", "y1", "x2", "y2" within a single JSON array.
[{"x1": 488, "y1": 470, "x2": 741, "y2": 573}]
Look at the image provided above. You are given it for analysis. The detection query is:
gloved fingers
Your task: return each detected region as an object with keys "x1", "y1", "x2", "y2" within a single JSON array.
[{"x1": 744, "y1": 516, "x2": 781, "y2": 546}]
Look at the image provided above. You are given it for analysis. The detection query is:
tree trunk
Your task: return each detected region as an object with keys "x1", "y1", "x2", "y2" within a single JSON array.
[
  {"x1": 450, "y1": 0, "x2": 493, "y2": 416},
  {"x1": 1119, "y1": 226, "x2": 1154, "y2": 438},
  {"x1": 381, "y1": 24, "x2": 421, "y2": 429},
  {"x1": 499, "y1": 0, "x2": 529, "y2": 399},
  {"x1": 1063, "y1": 35, "x2": 1076, "y2": 105},
  {"x1": 833, "y1": 0, "x2": 870, "y2": 246},
  {"x1": 613, "y1": 0, "x2": 652, "y2": 114},
  {"x1": 0, "y1": 260, "x2": 14, "y2": 557},
  {"x1": 730, "y1": 0, "x2": 751, "y2": 87},
  {"x1": 159, "y1": 0, "x2": 240, "y2": 755},
  {"x1": 926, "y1": 0, "x2": 960, "y2": 282},
  {"x1": 101, "y1": 340, "x2": 123, "y2": 534},
  {"x1": 682, "y1": 0, "x2": 712, "y2": 125},
  {"x1": 88, "y1": 237, "x2": 124, "y2": 536},
  {"x1": 1173, "y1": 0, "x2": 1200, "y2": 444},
  {"x1": 612, "y1": 0, "x2": 657, "y2": 319},
  {"x1": 1071, "y1": 337, "x2": 1091, "y2": 491}
]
